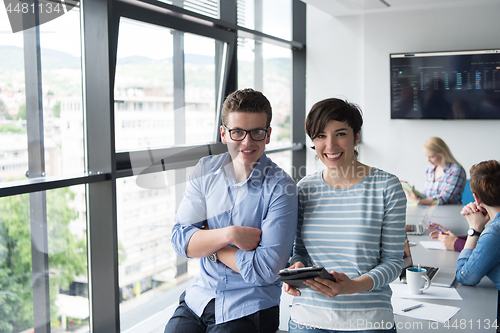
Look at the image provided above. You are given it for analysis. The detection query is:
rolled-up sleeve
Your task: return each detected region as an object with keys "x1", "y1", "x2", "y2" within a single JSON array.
[
  {"x1": 456, "y1": 223, "x2": 500, "y2": 286},
  {"x1": 235, "y1": 178, "x2": 298, "y2": 285}
]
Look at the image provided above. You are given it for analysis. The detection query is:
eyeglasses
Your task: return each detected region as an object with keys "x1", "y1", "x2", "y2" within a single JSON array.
[{"x1": 223, "y1": 125, "x2": 269, "y2": 141}]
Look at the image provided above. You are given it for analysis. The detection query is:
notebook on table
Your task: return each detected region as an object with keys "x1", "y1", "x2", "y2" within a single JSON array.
[{"x1": 400, "y1": 237, "x2": 456, "y2": 288}]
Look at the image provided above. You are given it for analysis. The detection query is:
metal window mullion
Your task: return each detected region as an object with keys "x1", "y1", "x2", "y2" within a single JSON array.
[
  {"x1": 253, "y1": 0, "x2": 263, "y2": 91},
  {"x1": 81, "y1": 0, "x2": 120, "y2": 332},
  {"x1": 172, "y1": 22, "x2": 189, "y2": 277},
  {"x1": 22, "y1": 1, "x2": 50, "y2": 332},
  {"x1": 219, "y1": 0, "x2": 237, "y2": 104},
  {"x1": 291, "y1": 0, "x2": 307, "y2": 183}
]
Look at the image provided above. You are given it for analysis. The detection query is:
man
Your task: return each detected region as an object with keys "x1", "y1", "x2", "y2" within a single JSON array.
[
  {"x1": 455, "y1": 160, "x2": 500, "y2": 289},
  {"x1": 165, "y1": 88, "x2": 298, "y2": 333}
]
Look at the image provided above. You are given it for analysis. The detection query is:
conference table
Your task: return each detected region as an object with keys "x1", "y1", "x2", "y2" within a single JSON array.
[
  {"x1": 278, "y1": 204, "x2": 499, "y2": 332},
  {"x1": 394, "y1": 204, "x2": 498, "y2": 332}
]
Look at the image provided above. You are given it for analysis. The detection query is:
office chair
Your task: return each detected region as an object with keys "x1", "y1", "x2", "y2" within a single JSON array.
[{"x1": 461, "y1": 179, "x2": 474, "y2": 205}]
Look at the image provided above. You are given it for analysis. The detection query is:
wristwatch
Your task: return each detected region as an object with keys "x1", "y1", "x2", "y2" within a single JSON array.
[
  {"x1": 208, "y1": 252, "x2": 218, "y2": 262},
  {"x1": 467, "y1": 228, "x2": 482, "y2": 237}
]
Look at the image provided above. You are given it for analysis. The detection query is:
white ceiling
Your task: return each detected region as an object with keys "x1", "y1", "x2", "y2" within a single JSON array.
[{"x1": 302, "y1": 0, "x2": 500, "y2": 16}]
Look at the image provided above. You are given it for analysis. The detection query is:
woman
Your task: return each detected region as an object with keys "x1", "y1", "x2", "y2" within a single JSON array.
[
  {"x1": 455, "y1": 160, "x2": 500, "y2": 289},
  {"x1": 403, "y1": 137, "x2": 466, "y2": 205},
  {"x1": 284, "y1": 98, "x2": 406, "y2": 332}
]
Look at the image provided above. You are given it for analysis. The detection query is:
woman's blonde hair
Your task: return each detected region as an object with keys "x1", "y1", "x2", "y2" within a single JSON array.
[{"x1": 423, "y1": 137, "x2": 461, "y2": 166}]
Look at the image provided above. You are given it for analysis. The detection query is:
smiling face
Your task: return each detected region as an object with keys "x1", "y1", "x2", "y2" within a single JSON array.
[
  {"x1": 423, "y1": 148, "x2": 444, "y2": 167},
  {"x1": 313, "y1": 120, "x2": 359, "y2": 170},
  {"x1": 221, "y1": 111, "x2": 271, "y2": 173}
]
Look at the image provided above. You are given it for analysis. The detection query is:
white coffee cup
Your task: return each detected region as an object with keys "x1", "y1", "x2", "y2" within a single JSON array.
[{"x1": 406, "y1": 267, "x2": 431, "y2": 294}]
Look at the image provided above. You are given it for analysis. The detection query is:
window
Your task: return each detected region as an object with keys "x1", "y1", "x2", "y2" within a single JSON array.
[
  {"x1": 117, "y1": 168, "x2": 200, "y2": 330},
  {"x1": 41, "y1": 11, "x2": 85, "y2": 177},
  {"x1": 0, "y1": 1, "x2": 305, "y2": 332},
  {"x1": 238, "y1": 38, "x2": 292, "y2": 151},
  {"x1": 237, "y1": 0, "x2": 292, "y2": 41},
  {"x1": 0, "y1": 9, "x2": 27, "y2": 184},
  {"x1": 0, "y1": 185, "x2": 88, "y2": 332},
  {"x1": 114, "y1": 18, "x2": 224, "y2": 151}
]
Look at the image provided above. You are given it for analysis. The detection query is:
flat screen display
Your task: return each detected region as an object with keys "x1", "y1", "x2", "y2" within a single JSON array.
[{"x1": 390, "y1": 49, "x2": 500, "y2": 119}]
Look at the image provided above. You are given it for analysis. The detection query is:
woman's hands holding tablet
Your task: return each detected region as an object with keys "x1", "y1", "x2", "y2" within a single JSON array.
[
  {"x1": 282, "y1": 261, "x2": 305, "y2": 296},
  {"x1": 281, "y1": 262, "x2": 337, "y2": 296}
]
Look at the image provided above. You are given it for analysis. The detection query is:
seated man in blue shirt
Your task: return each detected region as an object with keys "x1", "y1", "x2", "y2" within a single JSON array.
[
  {"x1": 456, "y1": 159, "x2": 500, "y2": 289},
  {"x1": 165, "y1": 88, "x2": 298, "y2": 333}
]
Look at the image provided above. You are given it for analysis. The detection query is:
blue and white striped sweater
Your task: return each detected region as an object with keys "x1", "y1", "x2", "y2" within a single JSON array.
[{"x1": 290, "y1": 168, "x2": 406, "y2": 328}]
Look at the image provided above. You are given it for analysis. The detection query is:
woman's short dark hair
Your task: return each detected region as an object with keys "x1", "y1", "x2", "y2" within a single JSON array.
[
  {"x1": 305, "y1": 98, "x2": 363, "y2": 145},
  {"x1": 221, "y1": 88, "x2": 272, "y2": 128},
  {"x1": 470, "y1": 160, "x2": 500, "y2": 207}
]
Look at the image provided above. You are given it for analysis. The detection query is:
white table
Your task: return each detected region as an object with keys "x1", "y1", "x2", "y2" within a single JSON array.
[
  {"x1": 398, "y1": 204, "x2": 498, "y2": 332},
  {"x1": 279, "y1": 204, "x2": 499, "y2": 332}
]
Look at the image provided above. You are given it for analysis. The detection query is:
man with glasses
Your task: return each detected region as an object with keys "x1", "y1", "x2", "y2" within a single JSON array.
[{"x1": 166, "y1": 88, "x2": 298, "y2": 333}]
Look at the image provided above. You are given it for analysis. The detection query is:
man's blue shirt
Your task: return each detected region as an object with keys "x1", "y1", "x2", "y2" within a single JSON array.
[
  {"x1": 457, "y1": 212, "x2": 500, "y2": 289},
  {"x1": 171, "y1": 152, "x2": 298, "y2": 324}
]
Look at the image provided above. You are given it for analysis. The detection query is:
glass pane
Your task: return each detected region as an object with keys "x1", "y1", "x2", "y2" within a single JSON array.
[
  {"x1": 0, "y1": 185, "x2": 89, "y2": 332},
  {"x1": 115, "y1": 18, "x2": 222, "y2": 151},
  {"x1": 117, "y1": 167, "x2": 199, "y2": 332},
  {"x1": 184, "y1": 34, "x2": 217, "y2": 145},
  {"x1": 0, "y1": 8, "x2": 84, "y2": 184},
  {"x1": 40, "y1": 10, "x2": 85, "y2": 176},
  {"x1": 267, "y1": 150, "x2": 292, "y2": 178},
  {"x1": 0, "y1": 9, "x2": 27, "y2": 183},
  {"x1": 237, "y1": 38, "x2": 292, "y2": 150},
  {"x1": 237, "y1": 0, "x2": 292, "y2": 41}
]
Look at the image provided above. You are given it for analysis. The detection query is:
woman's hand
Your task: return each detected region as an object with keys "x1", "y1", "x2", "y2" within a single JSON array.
[
  {"x1": 303, "y1": 271, "x2": 373, "y2": 298},
  {"x1": 427, "y1": 222, "x2": 458, "y2": 250},
  {"x1": 303, "y1": 270, "x2": 346, "y2": 297},
  {"x1": 283, "y1": 261, "x2": 305, "y2": 297}
]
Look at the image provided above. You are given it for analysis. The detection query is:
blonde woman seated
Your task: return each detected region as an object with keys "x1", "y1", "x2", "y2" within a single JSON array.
[{"x1": 403, "y1": 137, "x2": 466, "y2": 205}]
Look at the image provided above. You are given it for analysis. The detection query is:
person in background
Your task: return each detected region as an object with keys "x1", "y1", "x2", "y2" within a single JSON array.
[
  {"x1": 284, "y1": 98, "x2": 406, "y2": 332},
  {"x1": 165, "y1": 88, "x2": 298, "y2": 333},
  {"x1": 455, "y1": 160, "x2": 500, "y2": 289},
  {"x1": 403, "y1": 137, "x2": 466, "y2": 205}
]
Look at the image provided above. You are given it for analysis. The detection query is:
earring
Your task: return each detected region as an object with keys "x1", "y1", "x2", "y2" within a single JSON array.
[{"x1": 315, "y1": 155, "x2": 319, "y2": 161}]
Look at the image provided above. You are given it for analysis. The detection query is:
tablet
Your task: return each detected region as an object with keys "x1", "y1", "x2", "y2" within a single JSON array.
[
  {"x1": 277, "y1": 266, "x2": 336, "y2": 289},
  {"x1": 401, "y1": 182, "x2": 424, "y2": 198}
]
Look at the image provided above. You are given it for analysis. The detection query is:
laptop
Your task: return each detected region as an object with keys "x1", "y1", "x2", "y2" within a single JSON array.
[
  {"x1": 405, "y1": 204, "x2": 437, "y2": 235},
  {"x1": 400, "y1": 237, "x2": 456, "y2": 288}
]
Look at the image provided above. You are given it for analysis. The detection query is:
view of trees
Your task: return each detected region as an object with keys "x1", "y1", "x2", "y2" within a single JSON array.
[{"x1": 0, "y1": 187, "x2": 86, "y2": 332}]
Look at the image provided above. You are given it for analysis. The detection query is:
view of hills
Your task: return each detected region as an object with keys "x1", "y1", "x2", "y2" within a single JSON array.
[
  {"x1": 0, "y1": 45, "x2": 289, "y2": 71},
  {"x1": 0, "y1": 44, "x2": 290, "y2": 97}
]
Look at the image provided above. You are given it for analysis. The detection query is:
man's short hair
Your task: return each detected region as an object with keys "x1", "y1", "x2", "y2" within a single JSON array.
[
  {"x1": 221, "y1": 88, "x2": 272, "y2": 128},
  {"x1": 470, "y1": 160, "x2": 500, "y2": 207}
]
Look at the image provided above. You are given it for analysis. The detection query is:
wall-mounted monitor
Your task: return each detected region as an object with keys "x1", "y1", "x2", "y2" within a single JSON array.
[{"x1": 390, "y1": 49, "x2": 500, "y2": 119}]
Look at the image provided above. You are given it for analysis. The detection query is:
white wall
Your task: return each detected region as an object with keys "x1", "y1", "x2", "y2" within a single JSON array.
[{"x1": 306, "y1": 3, "x2": 500, "y2": 189}]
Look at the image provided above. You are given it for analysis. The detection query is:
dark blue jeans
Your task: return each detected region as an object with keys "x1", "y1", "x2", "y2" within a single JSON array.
[{"x1": 164, "y1": 291, "x2": 279, "y2": 333}]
